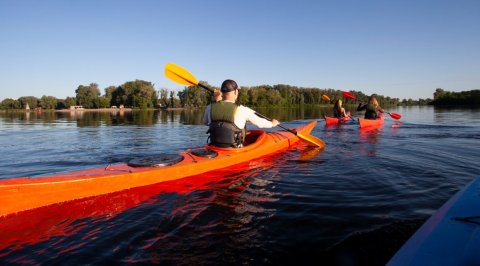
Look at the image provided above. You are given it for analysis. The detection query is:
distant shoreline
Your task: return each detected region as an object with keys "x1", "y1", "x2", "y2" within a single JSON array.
[
  {"x1": 55, "y1": 108, "x2": 134, "y2": 112},
  {"x1": 0, "y1": 107, "x2": 190, "y2": 113}
]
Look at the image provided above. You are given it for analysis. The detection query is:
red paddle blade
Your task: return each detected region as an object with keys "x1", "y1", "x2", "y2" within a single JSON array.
[
  {"x1": 342, "y1": 91, "x2": 356, "y2": 99},
  {"x1": 389, "y1": 112, "x2": 402, "y2": 120}
]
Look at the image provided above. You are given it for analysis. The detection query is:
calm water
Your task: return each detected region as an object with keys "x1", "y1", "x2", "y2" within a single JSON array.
[{"x1": 0, "y1": 106, "x2": 479, "y2": 265}]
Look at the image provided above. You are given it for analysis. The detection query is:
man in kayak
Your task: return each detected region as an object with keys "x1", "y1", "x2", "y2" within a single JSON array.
[
  {"x1": 203, "y1": 79, "x2": 280, "y2": 148},
  {"x1": 357, "y1": 95, "x2": 384, "y2": 119}
]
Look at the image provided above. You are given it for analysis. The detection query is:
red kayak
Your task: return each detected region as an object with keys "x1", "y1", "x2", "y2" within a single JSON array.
[
  {"x1": 324, "y1": 112, "x2": 351, "y2": 126},
  {"x1": 0, "y1": 121, "x2": 323, "y2": 217},
  {"x1": 358, "y1": 114, "x2": 384, "y2": 128}
]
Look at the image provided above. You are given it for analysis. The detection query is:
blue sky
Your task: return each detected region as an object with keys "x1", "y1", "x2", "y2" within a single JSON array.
[{"x1": 1, "y1": 0, "x2": 479, "y2": 101}]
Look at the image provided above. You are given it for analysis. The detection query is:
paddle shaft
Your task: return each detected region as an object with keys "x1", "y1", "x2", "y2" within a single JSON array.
[
  {"x1": 254, "y1": 112, "x2": 297, "y2": 135},
  {"x1": 198, "y1": 83, "x2": 213, "y2": 93}
]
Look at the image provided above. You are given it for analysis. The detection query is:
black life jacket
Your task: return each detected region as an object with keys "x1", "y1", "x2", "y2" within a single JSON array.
[
  {"x1": 207, "y1": 102, "x2": 245, "y2": 148},
  {"x1": 333, "y1": 108, "x2": 344, "y2": 118},
  {"x1": 364, "y1": 104, "x2": 378, "y2": 119}
]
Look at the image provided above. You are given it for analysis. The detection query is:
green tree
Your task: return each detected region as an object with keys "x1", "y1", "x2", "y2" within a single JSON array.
[
  {"x1": 177, "y1": 81, "x2": 214, "y2": 108},
  {"x1": 159, "y1": 88, "x2": 169, "y2": 108},
  {"x1": 76, "y1": 83, "x2": 100, "y2": 108},
  {"x1": 134, "y1": 86, "x2": 156, "y2": 108},
  {"x1": 0, "y1": 98, "x2": 21, "y2": 109},
  {"x1": 56, "y1": 99, "x2": 66, "y2": 109},
  {"x1": 65, "y1": 97, "x2": 77, "y2": 108},
  {"x1": 265, "y1": 88, "x2": 283, "y2": 105},
  {"x1": 18, "y1": 96, "x2": 39, "y2": 109},
  {"x1": 111, "y1": 85, "x2": 128, "y2": 107},
  {"x1": 104, "y1": 86, "x2": 116, "y2": 107},
  {"x1": 432, "y1": 89, "x2": 480, "y2": 105},
  {"x1": 114, "y1": 80, "x2": 158, "y2": 109},
  {"x1": 433, "y1": 88, "x2": 445, "y2": 100},
  {"x1": 39, "y1": 95, "x2": 58, "y2": 109},
  {"x1": 97, "y1": 96, "x2": 111, "y2": 108},
  {"x1": 169, "y1": 91, "x2": 177, "y2": 108},
  {"x1": 237, "y1": 86, "x2": 249, "y2": 105}
]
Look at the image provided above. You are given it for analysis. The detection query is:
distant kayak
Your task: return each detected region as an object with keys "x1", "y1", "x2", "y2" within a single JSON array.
[
  {"x1": 324, "y1": 112, "x2": 351, "y2": 126},
  {"x1": 358, "y1": 114, "x2": 384, "y2": 128},
  {"x1": 388, "y1": 176, "x2": 480, "y2": 265},
  {"x1": 0, "y1": 121, "x2": 323, "y2": 217}
]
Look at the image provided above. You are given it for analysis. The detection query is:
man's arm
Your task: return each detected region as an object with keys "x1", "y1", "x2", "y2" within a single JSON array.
[{"x1": 241, "y1": 106, "x2": 279, "y2": 128}]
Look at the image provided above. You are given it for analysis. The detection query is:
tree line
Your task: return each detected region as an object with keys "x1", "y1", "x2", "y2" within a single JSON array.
[
  {"x1": 176, "y1": 85, "x2": 480, "y2": 107},
  {"x1": 2, "y1": 80, "x2": 476, "y2": 110},
  {"x1": 177, "y1": 83, "x2": 403, "y2": 108},
  {"x1": 0, "y1": 80, "x2": 162, "y2": 110},
  {"x1": 432, "y1": 88, "x2": 480, "y2": 106}
]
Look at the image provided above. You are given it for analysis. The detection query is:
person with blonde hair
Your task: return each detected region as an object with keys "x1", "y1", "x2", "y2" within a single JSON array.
[
  {"x1": 333, "y1": 99, "x2": 348, "y2": 118},
  {"x1": 357, "y1": 95, "x2": 384, "y2": 119}
]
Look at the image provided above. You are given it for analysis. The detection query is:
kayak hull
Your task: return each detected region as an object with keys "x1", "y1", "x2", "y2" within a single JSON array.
[
  {"x1": 0, "y1": 121, "x2": 322, "y2": 217},
  {"x1": 388, "y1": 176, "x2": 480, "y2": 265},
  {"x1": 324, "y1": 112, "x2": 351, "y2": 126},
  {"x1": 358, "y1": 114, "x2": 384, "y2": 128}
]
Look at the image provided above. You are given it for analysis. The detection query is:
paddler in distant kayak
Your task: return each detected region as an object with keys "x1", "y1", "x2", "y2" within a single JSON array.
[
  {"x1": 333, "y1": 99, "x2": 349, "y2": 119},
  {"x1": 203, "y1": 79, "x2": 280, "y2": 148},
  {"x1": 357, "y1": 95, "x2": 384, "y2": 119}
]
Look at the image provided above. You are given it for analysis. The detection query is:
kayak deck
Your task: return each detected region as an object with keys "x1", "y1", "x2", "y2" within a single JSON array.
[
  {"x1": 388, "y1": 176, "x2": 480, "y2": 265},
  {"x1": 0, "y1": 120, "x2": 322, "y2": 217}
]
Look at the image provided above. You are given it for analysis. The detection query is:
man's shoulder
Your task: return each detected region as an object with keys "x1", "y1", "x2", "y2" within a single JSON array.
[{"x1": 237, "y1": 105, "x2": 253, "y2": 111}]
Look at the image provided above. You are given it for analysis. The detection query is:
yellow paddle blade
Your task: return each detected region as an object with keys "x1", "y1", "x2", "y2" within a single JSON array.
[
  {"x1": 322, "y1": 95, "x2": 331, "y2": 102},
  {"x1": 164, "y1": 62, "x2": 199, "y2": 86},
  {"x1": 297, "y1": 132, "x2": 325, "y2": 148}
]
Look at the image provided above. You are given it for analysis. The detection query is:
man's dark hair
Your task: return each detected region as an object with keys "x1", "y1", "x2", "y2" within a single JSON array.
[{"x1": 221, "y1": 79, "x2": 238, "y2": 92}]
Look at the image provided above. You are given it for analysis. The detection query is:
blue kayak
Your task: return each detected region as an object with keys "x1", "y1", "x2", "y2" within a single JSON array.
[{"x1": 388, "y1": 176, "x2": 480, "y2": 265}]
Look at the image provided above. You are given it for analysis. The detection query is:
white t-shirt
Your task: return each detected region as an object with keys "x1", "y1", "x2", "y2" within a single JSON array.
[{"x1": 203, "y1": 101, "x2": 276, "y2": 129}]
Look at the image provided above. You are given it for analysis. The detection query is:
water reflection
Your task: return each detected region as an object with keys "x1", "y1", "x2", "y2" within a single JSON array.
[
  {"x1": 0, "y1": 167, "x2": 246, "y2": 256},
  {"x1": 0, "y1": 110, "x2": 165, "y2": 127},
  {"x1": 179, "y1": 109, "x2": 205, "y2": 125},
  {"x1": 0, "y1": 106, "x2": 336, "y2": 128},
  {"x1": 384, "y1": 106, "x2": 480, "y2": 125},
  {"x1": 0, "y1": 147, "x2": 311, "y2": 260},
  {"x1": 3, "y1": 105, "x2": 476, "y2": 138},
  {"x1": 433, "y1": 106, "x2": 480, "y2": 125},
  {"x1": 358, "y1": 128, "x2": 382, "y2": 157}
]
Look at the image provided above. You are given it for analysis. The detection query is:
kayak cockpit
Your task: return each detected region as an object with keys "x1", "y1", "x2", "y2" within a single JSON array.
[{"x1": 207, "y1": 129, "x2": 267, "y2": 153}]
